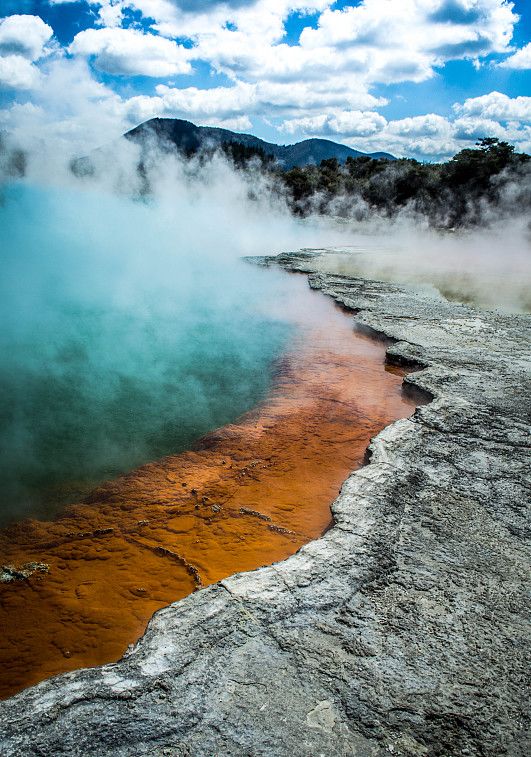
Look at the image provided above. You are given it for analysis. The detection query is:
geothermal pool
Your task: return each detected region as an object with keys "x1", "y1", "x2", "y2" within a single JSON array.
[
  {"x1": 0, "y1": 183, "x2": 418, "y2": 700},
  {"x1": 0, "y1": 183, "x2": 293, "y2": 524}
]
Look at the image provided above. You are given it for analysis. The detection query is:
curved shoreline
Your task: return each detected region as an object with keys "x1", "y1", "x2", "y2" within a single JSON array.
[
  {"x1": 0, "y1": 252, "x2": 529, "y2": 757},
  {"x1": 0, "y1": 272, "x2": 417, "y2": 700}
]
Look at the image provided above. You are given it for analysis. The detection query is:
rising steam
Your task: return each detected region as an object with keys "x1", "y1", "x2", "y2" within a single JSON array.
[{"x1": 0, "y1": 118, "x2": 530, "y2": 524}]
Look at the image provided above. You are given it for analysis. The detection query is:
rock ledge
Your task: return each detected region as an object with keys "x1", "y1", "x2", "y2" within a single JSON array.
[{"x1": 0, "y1": 251, "x2": 529, "y2": 756}]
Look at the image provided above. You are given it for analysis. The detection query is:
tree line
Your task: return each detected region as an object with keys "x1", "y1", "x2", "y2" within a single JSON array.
[
  {"x1": 3, "y1": 131, "x2": 529, "y2": 229},
  {"x1": 224, "y1": 137, "x2": 531, "y2": 229}
]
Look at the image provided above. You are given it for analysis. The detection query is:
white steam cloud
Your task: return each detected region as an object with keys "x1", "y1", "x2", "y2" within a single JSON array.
[{"x1": 0, "y1": 85, "x2": 530, "y2": 526}]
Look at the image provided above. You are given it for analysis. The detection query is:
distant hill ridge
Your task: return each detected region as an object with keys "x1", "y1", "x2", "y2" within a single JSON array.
[{"x1": 124, "y1": 118, "x2": 396, "y2": 167}]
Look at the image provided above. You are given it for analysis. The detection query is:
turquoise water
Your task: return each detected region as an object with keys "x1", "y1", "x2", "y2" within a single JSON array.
[{"x1": 0, "y1": 183, "x2": 293, "y2": 525}]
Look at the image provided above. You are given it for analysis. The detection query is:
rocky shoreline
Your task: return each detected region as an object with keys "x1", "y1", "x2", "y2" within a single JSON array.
[
  {"x1": 0, "y1": 250, "x2": 529, "y2": 756},
  {"x1": 0, "y1": 271, "x2": 415, "y2": 700}
]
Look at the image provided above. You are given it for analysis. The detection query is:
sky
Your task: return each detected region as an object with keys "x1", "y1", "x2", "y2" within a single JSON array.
[{"x1": 0, "y1": 0, "x2": 529, "y2": 160}]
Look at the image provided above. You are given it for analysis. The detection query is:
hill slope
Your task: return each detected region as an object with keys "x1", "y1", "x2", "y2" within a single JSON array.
[{"x1": 124, "y1": 118, "x2": 395, "y2": 167}]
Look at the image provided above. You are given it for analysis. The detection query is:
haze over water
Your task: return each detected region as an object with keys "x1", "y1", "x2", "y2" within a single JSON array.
[{"x1": 0, "y1": 182, "x2": 297, "y2": 525}]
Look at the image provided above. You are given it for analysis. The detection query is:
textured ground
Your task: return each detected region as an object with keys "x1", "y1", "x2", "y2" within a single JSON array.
[{"x1": 0, "y1": 249, "x2": 529, "y2": 756}]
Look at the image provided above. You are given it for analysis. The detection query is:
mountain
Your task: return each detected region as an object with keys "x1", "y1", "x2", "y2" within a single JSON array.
[{"x1": 124, "y1": 118, "x2": 396, "y2": 167}]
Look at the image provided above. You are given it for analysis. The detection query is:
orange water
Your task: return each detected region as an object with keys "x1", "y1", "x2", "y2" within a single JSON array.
[{"x1": 0, "y1": 284, "x2": 418, "y2": 699}]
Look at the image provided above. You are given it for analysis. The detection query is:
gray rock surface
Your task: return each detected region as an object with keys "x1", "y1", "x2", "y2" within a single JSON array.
[{"x1": 0, "y1": 250, "x2": 530, "y2": 756}]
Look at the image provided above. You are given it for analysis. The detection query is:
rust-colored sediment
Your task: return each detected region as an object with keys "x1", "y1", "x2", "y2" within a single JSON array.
[{"x1": 0, "y1": 287, "x2": 417, "y2": 700}]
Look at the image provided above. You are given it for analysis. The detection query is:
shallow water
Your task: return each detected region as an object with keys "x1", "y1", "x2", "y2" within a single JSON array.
[
  {"x1": 0, "y1": 183, "x2": 422, "y2": 700},
  {"x1": 0, "y1": 183, "x2": 294, "y2": 524},
  {"x1": 0, "y1": 269, "x2": 421, "y2": 699}
]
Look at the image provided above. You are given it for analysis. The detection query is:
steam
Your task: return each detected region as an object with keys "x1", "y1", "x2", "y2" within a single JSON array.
[
  {"x1": 307, "y1": 218, "x2": 531, "y2": 313},
  {"x1": 0, "y1": 138, "x2": 352, "y2": 525},
  {"x1": 0, "y1": 113, "x2": 529, "y2": 525},
  {"x1": 68, "y1": 130, "x2": 529, "y2": 315},
  {"x1": 291, "y1": 152, "x2": 531, "y2": 233}
]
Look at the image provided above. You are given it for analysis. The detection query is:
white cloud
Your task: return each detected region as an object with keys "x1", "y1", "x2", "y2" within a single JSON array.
[
  {"x1": 253, "y1": 79, "x2": 386, "y2": 113},
  {"x1": 145, "y1": 0, "x2": 330, "y2": 39},
  {"x1": 0, "y1": 14, "x2": 54, "y2": 60},
  {"x1": 0, "y1": 54, "x2": 41, "y2": 90},
  {"x1": 282, "y1": 110, "x2": 388, "y2": 137},
  {"x1": 125, "y1": 82, "x2": 264, "y2": 125},
  {"x1": 1, "y1": 2, "x2": 529, "y2": 162},
  {"x1": 278, "y1": 95, "x2": 531, "y2": 160},
  {"x1": 96, "y1": 1, "x2": 125, "y2": 28},
  {"x1": 386, "y1": 114, "x2": 453, "y2": 138},
  {"x1": 123, "y1": 80, "x2": 387, "y2": 130},
  {"x1": 453, "y1": 116, "x2": 510, "y2": 140},
  {"x1": 298, "y1": 0, "x2": 517, "y2": 83},
  {"x1": 123, "y1": 82, "x2": 256, "y2": 125},
  {"x1": 454, "y1": 92, "x2": 531, "y2": 123},
  {"x1": 69, "y1": 27, "x2": 192, "y2": 77},
  {"x1": 115, "y1": 0, "x2": 517, "y2": 91},
  {"x1": 155, "y1": 81, "x2": 254, "y2": 116},
  {"x1": 498, "y1": 42, "x2": 531, "y2": 70},
  {"x1": 0, "y1": 14, "x2": 54, "y2": 90}
]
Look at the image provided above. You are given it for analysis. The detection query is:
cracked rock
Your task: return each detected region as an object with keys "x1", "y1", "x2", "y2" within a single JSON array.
[{"x1": 0, "y1": 251, "x2": 529, "y2": 757}]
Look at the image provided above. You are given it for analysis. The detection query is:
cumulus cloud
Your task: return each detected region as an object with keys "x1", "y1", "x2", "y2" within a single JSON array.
[
  {"x1": 69, "y1": 27, "x2": 192, "y2": 76},
  {"x1": 454, "y1": 91, "x2": 531, "y2": 122},
  {"x1": 386, "y1": 114, "x2": 453, "y2": 139},
  {"x1": 282, "y1": 110, "x2": 388, "y2": 137},
  {"x1": 0, "y1": 54, "x2": 41, "y2": 90},
  {"x1": 0, "y1": 14, "x2": 54, "y2": 90},
  {"x1": 124, "y1": 79, "x2": 387, "y2": 131},
  {"x1": 498, "y1": 42, "x2": 531, "y2": 70},
  {"x1": 298, "y1": 0, "x2": 517, "y2": 83},
  {"x1": 1, "y1": 2, "x2": 529, "y2": 162},
  {"x1": 280, "y1": 95, "x2": 531, "y2": 160},
  {"x1": 123, "y1": 82, "x2": 254, "y2": 126},
  {"x1": 259, "y1": 79, "x2": 385, "y2": 112},
  {"x1": 0, "y1": 14, "x2": 53, "y2": 60},
  {"x1": 131, "y1": 0, "x2": 509, "y2": 90},
  {"x1": 453, "y1": 116, "x2": 510, "y2": 141}
]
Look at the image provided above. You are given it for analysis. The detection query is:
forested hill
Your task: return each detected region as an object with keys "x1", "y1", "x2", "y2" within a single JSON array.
[
  {"x1": 277, "y1": 137, "x2": 530, "y2": 228},
  {"x1": 123, "y1": 121, "x2": 530, "y2": 229},
  {"x1": 124, "y1": 118, "x2": 396, "y2": 168}
]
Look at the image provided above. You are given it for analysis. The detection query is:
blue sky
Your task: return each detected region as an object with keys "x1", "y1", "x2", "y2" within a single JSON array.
[{"x1": 0, "y1": 1, "x2": 529, "y2": 159}]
